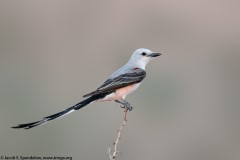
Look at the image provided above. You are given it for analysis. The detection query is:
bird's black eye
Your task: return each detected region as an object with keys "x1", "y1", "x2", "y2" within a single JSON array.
[{"x1": 142, "y1": 52, "x2": 146, "y2": 56}]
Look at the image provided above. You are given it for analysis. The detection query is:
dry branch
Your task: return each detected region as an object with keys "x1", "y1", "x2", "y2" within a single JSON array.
[{"x1": 107, "y1": 108, "x2": 128, "y2": 159}]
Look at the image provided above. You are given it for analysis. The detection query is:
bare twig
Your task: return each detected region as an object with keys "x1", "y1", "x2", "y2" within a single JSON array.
[{"x1": 108, "y1": 108, "x2": 128, "y2": 159}]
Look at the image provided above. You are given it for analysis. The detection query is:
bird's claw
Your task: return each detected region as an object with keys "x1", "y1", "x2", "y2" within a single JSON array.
[{"x1": 120, "y1": 104, "x2": 133, "y2": 111}]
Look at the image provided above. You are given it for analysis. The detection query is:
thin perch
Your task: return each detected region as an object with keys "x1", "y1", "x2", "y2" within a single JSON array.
[{"x1": 108, "y1": 109, "x2": 128, "y2": 159}]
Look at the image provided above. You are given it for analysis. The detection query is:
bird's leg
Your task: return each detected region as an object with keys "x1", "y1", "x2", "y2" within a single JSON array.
[
  {"x1": 115, "y1": 100, "x2": 126, "y2": 109},
  {"x1": 115, "y1": 99, "x2": 133, "y2": 111}
]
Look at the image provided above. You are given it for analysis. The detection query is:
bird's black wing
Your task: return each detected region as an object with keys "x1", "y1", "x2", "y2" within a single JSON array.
[{"x1": 83, "y1": 68, "x2": 146, "y2": 97}]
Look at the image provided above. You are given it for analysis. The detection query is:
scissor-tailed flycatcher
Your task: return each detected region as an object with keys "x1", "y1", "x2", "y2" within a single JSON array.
[{"x1": 12, "y1": 48, "x2": 161, "y2": 129}]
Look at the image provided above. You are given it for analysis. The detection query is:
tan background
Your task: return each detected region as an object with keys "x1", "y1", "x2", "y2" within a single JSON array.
[{"x1": 0, "y1": 0, "x2": 239, "y2": 160}]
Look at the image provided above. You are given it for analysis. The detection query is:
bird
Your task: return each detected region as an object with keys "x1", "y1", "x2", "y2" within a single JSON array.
[{"x1": 12, "y1": 48, "x2": 161, "y2": 129}]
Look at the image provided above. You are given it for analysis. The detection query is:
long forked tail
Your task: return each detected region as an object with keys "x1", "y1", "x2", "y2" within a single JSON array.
[{"x1": 12, "y1": 94, "x2": 107, "y2": 129}]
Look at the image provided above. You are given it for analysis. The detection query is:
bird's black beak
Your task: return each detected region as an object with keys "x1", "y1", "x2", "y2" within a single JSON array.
[{"x1": 148, "y1": 52, "x2": 161, "y2": 57}]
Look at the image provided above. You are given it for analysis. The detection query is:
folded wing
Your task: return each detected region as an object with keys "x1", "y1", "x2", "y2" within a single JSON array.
[{"x1": 83, "y1": 68, "x2": 146, "y2": 97}]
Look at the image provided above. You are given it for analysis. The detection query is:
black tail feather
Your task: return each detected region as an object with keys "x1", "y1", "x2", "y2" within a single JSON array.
[
  {"x1": 12, "y1": 93, "x2": 108, "y2": 129},
  {"x1": 12, "y1": 120, "x2": 44, "y2": 129}
]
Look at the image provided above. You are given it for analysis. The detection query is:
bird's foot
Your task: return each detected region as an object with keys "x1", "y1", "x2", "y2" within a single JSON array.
[
  {"x1": 120, "y1": 103, "x2": 133, "y2": 111},
  {"x1": 115, "y1": 100, "x2": 133, "y2": 111}
]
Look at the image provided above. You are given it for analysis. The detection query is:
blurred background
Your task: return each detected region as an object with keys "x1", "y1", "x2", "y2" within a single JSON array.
[{"x1": 0, "y1": 0, "x2": 239, "y2": 160}]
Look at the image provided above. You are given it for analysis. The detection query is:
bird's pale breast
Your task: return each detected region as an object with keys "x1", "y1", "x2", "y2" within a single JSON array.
[{"x1": 99, "y1": 83, "x2": 140, "y2": 101}]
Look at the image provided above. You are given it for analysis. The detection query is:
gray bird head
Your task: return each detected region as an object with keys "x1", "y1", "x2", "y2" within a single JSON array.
[{"x1": 128, "y1": 48, "x2": 161, "y2": 69}]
